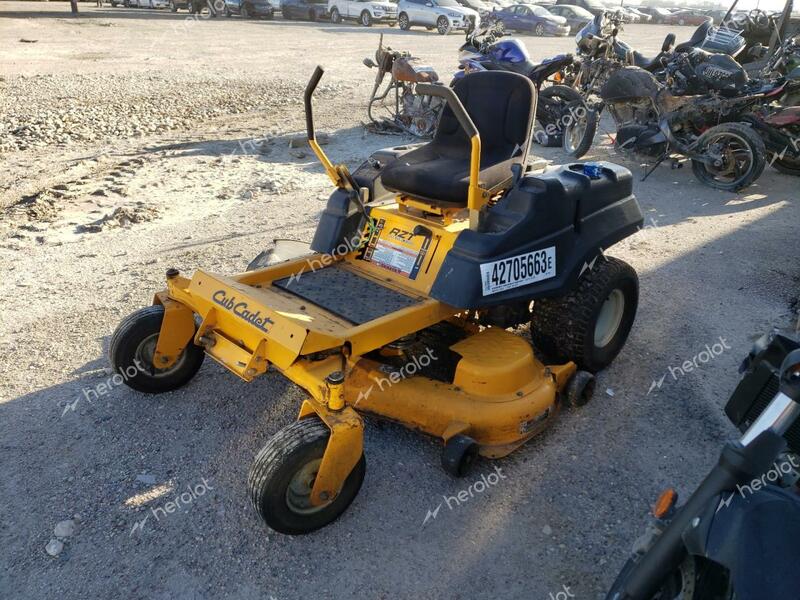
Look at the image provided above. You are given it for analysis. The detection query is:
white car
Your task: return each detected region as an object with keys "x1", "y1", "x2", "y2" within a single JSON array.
[
  {"x1": 124, "y1": 0, "x2": 170, "y2": 7},
  {"x1": 397, "y1": 0, "x2": 479, "y2": 34},
  {"x1": 328, "y1": 0, "x2": 398, "y2": 26}
]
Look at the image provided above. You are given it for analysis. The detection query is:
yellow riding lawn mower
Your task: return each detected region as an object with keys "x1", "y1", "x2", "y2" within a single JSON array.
[{"x1": 111, "y1": 67, "x2": 644, "y2": 535}]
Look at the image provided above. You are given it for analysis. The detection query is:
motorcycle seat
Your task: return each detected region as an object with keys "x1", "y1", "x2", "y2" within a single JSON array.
[
  {"x1": 630, "y1": 50, "x2": 666, "y2": 71},
  {"x1": 381, "y1": 71, "x2": 536, "y2": 206},
  {"x1": 675, "y1": 20, "x2": 712, "y2": 52},
  {"x1": 529, "y1": 54, "x2": 572, "y2": 82}
]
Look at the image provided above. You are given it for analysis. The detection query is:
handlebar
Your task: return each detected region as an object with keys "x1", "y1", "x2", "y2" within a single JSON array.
[
  {"x1": 304, "y1": 65, "x2": 325, "y2": 141},
  {"x1": 616, "y1": 430, "x2": 787, "y2": 600}
]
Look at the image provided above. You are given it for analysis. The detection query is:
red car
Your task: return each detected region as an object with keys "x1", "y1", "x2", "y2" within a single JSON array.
[{"x1": 663, "y1": 9, "x2": 712, "y2": 26}]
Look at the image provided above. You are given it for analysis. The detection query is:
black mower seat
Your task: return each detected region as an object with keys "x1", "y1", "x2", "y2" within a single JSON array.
[{"x1": 381, "y1": 71, "x2": 536, "y2": 206}]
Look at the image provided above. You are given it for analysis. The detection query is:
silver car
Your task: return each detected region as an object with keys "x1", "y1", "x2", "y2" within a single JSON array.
[{"x1": 397, "y1": 0, "x2": 479, "y2": 34}]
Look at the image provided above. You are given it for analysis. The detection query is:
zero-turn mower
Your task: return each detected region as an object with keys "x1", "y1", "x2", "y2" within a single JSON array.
[{"x1": 111, "y1": 67, "x2": 644, "y2": 535}]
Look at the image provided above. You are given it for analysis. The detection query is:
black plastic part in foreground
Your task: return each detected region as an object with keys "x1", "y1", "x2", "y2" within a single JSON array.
[
  {"x1": 726, "y1": 332, "x2": 800, "y2": 453},
  {"x1": 310, "y1": 188, "x2": 366, "y2": 257},
  {"x1": 429, "y1": 161, "x2": 643, "y2": 309},
  {"x1": 273, "y1": 264, "x2": 421, "y2": 325}
]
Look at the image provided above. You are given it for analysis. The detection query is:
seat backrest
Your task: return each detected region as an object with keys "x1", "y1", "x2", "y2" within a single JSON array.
[{"x1": 431, "y1": 71, "x2": 536, "y2": 166}]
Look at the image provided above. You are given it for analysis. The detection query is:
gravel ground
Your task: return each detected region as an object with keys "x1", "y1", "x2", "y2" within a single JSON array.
[{"x1": 0, "y1": 4, "x2": 798, "y2": 600}]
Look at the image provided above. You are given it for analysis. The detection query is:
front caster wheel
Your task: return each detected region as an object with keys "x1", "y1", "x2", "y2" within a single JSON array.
[
  {"x1": 109, "y1": 305, "x2": 205, "y2": 393},
  {"x1": 442, "y1": 434, "x2": 479, "y2": 477},
  {"x1": 531, "y1": 256, "x2": 638, "y2": 373},
  {"x1": 563, "y1": 370, "x2": 595, "y2": 408},
  {"x1": 248, "y1": 417, "x2": 366, "y2": 535}
]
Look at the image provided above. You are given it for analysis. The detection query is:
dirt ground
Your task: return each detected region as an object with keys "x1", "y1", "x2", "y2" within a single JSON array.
[{"x1": 0, "y1": 3, "x2": 798, "y2": 599}]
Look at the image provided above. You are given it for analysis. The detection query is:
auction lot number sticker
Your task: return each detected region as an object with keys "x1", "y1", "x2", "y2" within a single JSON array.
[{"x1": 480, "y1": 247, "x2": 556, "y2": 295}]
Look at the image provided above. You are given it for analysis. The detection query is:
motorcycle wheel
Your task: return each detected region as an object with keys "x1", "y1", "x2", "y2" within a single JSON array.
[
  {"x1": 562, "y1": 100, "x2": 597, "y2": 158},
  {"x1": 534, "y1": 85, "x2": 586, "y2": 148},
  {"x1": 691, "y1": 123, "x2": 766, "y2": 192},
  {"x1": 771, "y1": 154, "x2": 800, "y2": 176},
  {"x1": 606, "y1": 554, "x2": 734, "y2": 599}
]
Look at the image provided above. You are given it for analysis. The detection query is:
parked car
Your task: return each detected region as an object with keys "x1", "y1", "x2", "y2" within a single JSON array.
[
  {"x1": 456, "y1": 0, "x2": 492, "y2": 17},
  {"x1": 637, "y1": 6, "x2": 674, "y2": 24},
  {"x1": 281, "y1": 0, "x2": 329, "y2": 20},
  {"x1": 554, "y1": 0, "x2": 604, "y2": 17},
  {"x1": 397, "y1": 0, "x2": 478, "y2": 34},
  {"x1": 123, "y1": 0, "x2": 170, "y2": 7},
  {"x1": 223, "y1": 0, "x2": 275, "y2": 17},
  {"x1": 623, "y1": 6, "x2": 651, "y2": 22},
  {"x1": 546, "y1": 3, "x2": 592, "y2": 32},
  {"x1": 491, "y1": 3, "x2": 570, "y2": 35},
  {"x1": 329, "y1": 0, "x2": 398, "y2": 26},
  {"x1": 664, "y1": 9, "x2": 712, "y2": 26}
]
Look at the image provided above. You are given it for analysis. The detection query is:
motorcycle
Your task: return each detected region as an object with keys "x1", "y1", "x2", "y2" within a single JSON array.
[
  {"x1": 363, "y1": 35, "x2": 444, "y2": 137},
  {"x1": 666, "y1": 47, "x2": 800, "y2": 177},
  {"x1": 453, "y1": 22, "x2": 592, "y2": 149},
  {"x1": 599, "y1": 59, "x2": 771, "y2": 191},
  {"x1": 564, "y1": 13, "x2": 751, "y2": 159},
  {"x1": 606, "y1": 331, "x2": 800, "y2": 600}
]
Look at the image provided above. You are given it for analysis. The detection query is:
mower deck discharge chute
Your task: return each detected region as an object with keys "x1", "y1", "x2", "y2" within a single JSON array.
[{"x1": 111, "y1": 67, "x2": 644, "y2": 535}]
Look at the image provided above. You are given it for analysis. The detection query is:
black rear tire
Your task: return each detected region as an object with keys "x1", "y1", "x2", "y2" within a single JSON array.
[
  {"x1": 109, "y1": 305, "x2": 205, "y2": 393},
  {"x1": 531, "y1": 256, "x2": 638, "y2": 373},
  {"x1": 562, "y1": 101, "x2": 597, "y2": 158},
  {"x1": 248, "y1": 417, "x2": 366, "y2": 535},
  {"x1": 691, "y1": 122, "x2": 766, "y2": 191},
  {"x1": 330, "y1": 6, "x2": 341, "y2": 23},
  {"x1": 771, "y1": 154, "x2": 800, "y2": 176},
  {"x1": 535, "y1": 85, "x2": 583, "y2": 148}
]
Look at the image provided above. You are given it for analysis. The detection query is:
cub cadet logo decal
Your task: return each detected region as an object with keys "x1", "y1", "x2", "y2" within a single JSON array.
[{"x1": 212, "y1": 290, "x2": 274, "y2": 333}]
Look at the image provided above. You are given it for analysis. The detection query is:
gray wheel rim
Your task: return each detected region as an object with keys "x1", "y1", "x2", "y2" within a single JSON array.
[
  {"x1": 565, "y1": 115, "x2": 587, "y2": 154},
  {"x1": 701, "y1": 131, "x2": 755, "y2": 184},
  {"x1": 285, "y1": 458, "x2": 331, "y2": 515},
  {"x1": 135, "y1": 333, "x2": 190, "y2": 378},
  {"x1": 437, "y1": 17, "x2": 448, "y2": 34},
  {"x1": 594, "y1": 289, "x2": 625, "y2": 348}
]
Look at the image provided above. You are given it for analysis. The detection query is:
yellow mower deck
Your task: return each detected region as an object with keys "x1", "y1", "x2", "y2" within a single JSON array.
[{"x1": 151, "y1": 222, "x2": 574, "y2": 506}]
